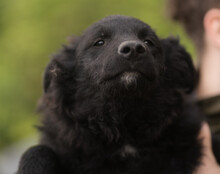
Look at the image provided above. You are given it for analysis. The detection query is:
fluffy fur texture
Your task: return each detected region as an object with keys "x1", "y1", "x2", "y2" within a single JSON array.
[{"x1": 17, "y1": 15, "x2": 220, "y2": 174}]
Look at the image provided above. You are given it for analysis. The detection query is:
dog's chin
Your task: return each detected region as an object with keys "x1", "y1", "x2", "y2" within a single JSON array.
[
  {"x1": 99, "y1": 71, "x2": 156, "y2": 99},
  {"x1": 120, "y1": 72, "x2": 139, "y2": 90}
]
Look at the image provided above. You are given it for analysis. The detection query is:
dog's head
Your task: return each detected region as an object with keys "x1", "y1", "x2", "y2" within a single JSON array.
[
  {"x1": 43, "y1": 15, "x2": 195, "y2": 102},
  {"x1": 74, "y1": 16, "x2": 164, "y2": 94}
]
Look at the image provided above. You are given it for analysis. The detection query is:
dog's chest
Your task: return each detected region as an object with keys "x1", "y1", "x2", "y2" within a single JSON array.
[
  {"x1": 105, "y1": 140, "x2": 201, "y2": 174},
  {"x1": 66, "y1": 126, "x2": 202, "y2": 174}
]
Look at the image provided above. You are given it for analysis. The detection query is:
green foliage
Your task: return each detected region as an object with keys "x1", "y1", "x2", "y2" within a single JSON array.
[{"x1": 0, "y1": 0, "x2": 195, "y2": 149}]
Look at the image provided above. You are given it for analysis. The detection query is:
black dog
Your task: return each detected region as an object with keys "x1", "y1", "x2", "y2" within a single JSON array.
[{"x1": 17, "y1": 15, "x2": 220, "y2": 174}]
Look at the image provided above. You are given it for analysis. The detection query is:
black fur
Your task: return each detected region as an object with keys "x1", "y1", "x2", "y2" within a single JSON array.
[{"x1": 17, "y1": 15, "x2": 219, "y2": 174}]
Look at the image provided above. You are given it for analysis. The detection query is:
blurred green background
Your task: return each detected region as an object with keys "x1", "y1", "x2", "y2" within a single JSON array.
[{"x1": 0, "y1": 0, "x2": 195, "y2": 150}]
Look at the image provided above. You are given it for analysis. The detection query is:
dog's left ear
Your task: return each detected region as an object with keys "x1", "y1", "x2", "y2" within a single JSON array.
[
  {"x1": 161, "y1": 37, "x2": 195, "y2": 93},
  {"x1": 43, "y1": 37, "x2": 80, "y2": 93}
]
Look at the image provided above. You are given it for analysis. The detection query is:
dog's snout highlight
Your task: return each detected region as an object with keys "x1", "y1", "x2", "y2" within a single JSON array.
[{"x1": 118, "y1": 40, "x2": 146, "y2": 60}]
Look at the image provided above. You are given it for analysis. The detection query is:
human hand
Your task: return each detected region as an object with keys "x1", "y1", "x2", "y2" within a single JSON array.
[{"x1": 194, "y1": 123, "x2": 220, "y2": 174}]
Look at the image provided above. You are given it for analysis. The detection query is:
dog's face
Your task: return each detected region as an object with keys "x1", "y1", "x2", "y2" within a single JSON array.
[
  {"x1": 44, "y1": 15, "x2": 195, "y2": 101},
  {"x1": 75, "y1": 16, "x2": 164, "y2": 94}
]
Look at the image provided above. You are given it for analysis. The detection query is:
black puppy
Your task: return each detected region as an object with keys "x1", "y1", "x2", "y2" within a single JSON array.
[{"x1": 17, "y1": 15, "x2": 220, "y2": 174}]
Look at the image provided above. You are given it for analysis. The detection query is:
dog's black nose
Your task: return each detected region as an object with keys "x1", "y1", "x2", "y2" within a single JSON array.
[{"x1": 118, "y1": 40, "x2": 146, "y2": 60}]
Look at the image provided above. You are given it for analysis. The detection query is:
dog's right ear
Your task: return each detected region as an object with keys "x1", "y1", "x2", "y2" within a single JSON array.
[
  {"x1": 161, "y1": 37, "x2": 196, "y2": 93},
  {"x1": 43, "y1": 37, "x2": 79, "y2": 93}
]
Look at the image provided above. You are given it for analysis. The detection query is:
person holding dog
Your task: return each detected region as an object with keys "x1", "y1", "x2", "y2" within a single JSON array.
[{"x1": 167, "y1": 0, "x2": 220, "y2": 173}]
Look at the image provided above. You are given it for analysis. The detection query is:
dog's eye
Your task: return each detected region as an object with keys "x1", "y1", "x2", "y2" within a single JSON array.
[
  {"x1": 144, "y1": 40, "x2": 153, "y2": 46},
  {"x1": 94, "y1": 40, "x2": 105, "y2": 46}
]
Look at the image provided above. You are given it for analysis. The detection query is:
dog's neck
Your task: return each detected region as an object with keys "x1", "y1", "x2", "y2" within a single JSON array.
[
  {"x1": 72, "y1": 86, "x2": 182, "y2": 145},
  {"x1": 41, "y1": 85, "x2": 183, "y2": 155}
]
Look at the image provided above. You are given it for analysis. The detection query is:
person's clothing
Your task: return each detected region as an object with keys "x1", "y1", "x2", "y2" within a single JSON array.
[{"x1": 198, "y1": 95, "x2": 220, "y2": 135}]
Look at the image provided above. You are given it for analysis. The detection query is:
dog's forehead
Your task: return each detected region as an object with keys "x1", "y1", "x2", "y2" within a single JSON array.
[{"x1": 84, "y1": 15, "x2": 152, "y2": 36}]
